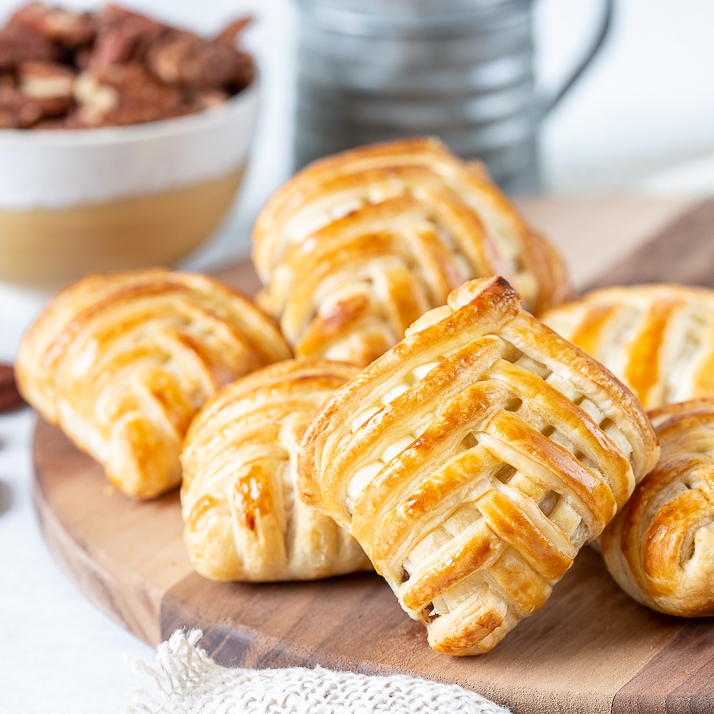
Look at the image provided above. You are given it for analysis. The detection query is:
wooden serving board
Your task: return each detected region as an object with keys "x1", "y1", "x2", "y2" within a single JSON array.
[{"x1": 33, "y1": 196, "x2": 714, "y2": 714}]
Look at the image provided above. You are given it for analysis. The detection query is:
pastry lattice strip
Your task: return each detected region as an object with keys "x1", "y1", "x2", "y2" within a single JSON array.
[
  {"x1": 182, "y1": 359, "x2": 371, "y2": 581},
  {"x1": 300, "y1": 276, "x2": 658, "y2": 655},
  {"x1": 253, "y1": 137, "x2": 572, "y2": 366},
  {"x1": 602, "y1": 399, "x2": 714, "y2": 617},
  {"x1": 542, "y1": 284, "x2": 714, "y2": 410},
  {"x1": 16, "y1": 270, "x2": 291, "y2": 499}
]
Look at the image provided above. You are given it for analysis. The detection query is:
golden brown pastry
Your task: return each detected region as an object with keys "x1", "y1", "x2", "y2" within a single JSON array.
[
  {"x1": 253, "y1": 137, "x2": 572, "y2": 367},
  {"x1": 299, "y1": 276, "x2": 658, "y2": 655},
  {"x1": 601, "y1": 399, "x2": 714, "y2": 617},
  {"x1": 181, "y1": 358, "x2": 371, "y2": 581},
  {"x1": 16, "y1": 269, "x2": 291, "y2": 499},
  {"x1": 542, "y1": 284, "x2": 714, "y2": 410}
]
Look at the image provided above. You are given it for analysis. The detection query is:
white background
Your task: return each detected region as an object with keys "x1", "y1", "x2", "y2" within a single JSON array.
[{"x1": 1, "y1": 1, "x2": 714, "y2": 711}]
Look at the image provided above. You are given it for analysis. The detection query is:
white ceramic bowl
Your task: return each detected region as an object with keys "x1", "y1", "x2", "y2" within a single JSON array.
[{"x1": 0, "y1": 80, "x2": 259, "y2": 289}]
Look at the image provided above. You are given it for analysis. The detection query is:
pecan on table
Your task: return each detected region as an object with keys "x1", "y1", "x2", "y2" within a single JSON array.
[{"x1": 0, "y1": 364, "x2": 25, "y2": 413}]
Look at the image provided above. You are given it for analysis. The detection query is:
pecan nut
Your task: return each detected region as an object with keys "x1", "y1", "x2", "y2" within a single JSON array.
[
  {"x1": 0, "y1": 87, "x2": 44, "y2": 127},
  {"x1": 0, "y1": 23, "x2": 59, "y2": 71},
  {"x1": 18, "y1": 61, "x2": 75, "y2": 103},
  {"x1": 90, "y1": 5, "x2": 167, "y2": 73},
  {"x1": 147, "y1": 28, "x2": 254, "y2": 91},
  {"x1": 74, "y1": 63, "x2": 184, "y2": 127},
  {"x1": 8, "y1": 2, "x2": 95, "y2": 47}
]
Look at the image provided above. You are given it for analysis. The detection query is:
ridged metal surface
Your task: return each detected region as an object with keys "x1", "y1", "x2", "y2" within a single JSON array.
[{"x1": 294, "y1": 0, "x2": 539, "y2": 191}]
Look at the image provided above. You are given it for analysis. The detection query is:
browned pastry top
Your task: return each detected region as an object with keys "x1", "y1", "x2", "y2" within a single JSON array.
[
  {"x1": 542, "y1": 284, "x2": 714, "y2": 410},
  {"x1": 253, "y1": 137, "x2": 572, "y2": 367},
  {"x1": 16, "y1": 269, "x2": 290, "y2": 499},
  {"x1": 299, "y1": 276, "x2": 657, "y2": 655},
  {"x1": 601, "y1": 399, "x2": 714, "y2": 617},
  {"x1": 181, "y1": 358, "x2": 371, "y2": 582}
]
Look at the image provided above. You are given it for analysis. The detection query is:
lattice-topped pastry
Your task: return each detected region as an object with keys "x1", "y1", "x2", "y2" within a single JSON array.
[
  {"x1": 542, "y1": 284, "x2": 714, "y2": 410},
  {"x1": 253, "y1": 137, "x2": 572, "y2": 366},
  {"x1": 601, "y1": 399, "x2": 714, "y2": 617},
  {"x1": 181, "y1": 359, "x2": 371, "y2": 581},
  {"x1": 17, "y1": 269, "x2": 291, "y2": 499},
  {"x1": 299, "y1": 276, "x2": 658, "y2": 655}
]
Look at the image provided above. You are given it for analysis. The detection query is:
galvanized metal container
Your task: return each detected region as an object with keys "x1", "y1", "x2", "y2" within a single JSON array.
[{"x1": 294, "y1": 0, "x2": 613, "y2": 192}]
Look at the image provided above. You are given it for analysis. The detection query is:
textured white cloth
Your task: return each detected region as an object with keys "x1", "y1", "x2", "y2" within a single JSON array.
[{"x1": 124, "y1": 629, "x2": 511, "y2": 714}]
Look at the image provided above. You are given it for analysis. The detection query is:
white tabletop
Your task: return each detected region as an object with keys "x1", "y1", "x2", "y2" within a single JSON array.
[{"x1": 3, "y1": 0, "x2": 714, "y2": 711}]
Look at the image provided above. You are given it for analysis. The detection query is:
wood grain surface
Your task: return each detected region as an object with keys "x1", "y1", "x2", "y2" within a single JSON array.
[
  {"x1": 587, "y1": 197, "x2": 714, "y2": 290},
  {"x1": 32, "y1": 195, "x2": 714, "y2": 714}
]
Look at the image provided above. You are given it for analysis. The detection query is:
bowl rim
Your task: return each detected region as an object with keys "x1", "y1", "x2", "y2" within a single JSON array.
[{"x1": 0, "y1": 76, "x2": 260, "y2": 147}]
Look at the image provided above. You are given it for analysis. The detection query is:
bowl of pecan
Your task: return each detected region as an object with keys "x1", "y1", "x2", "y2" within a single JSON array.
[{"x1": 0, "y1": 3, "x2": 258, "y2": 290}]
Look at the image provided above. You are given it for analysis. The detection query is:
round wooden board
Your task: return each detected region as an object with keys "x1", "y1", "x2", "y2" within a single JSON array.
[
  {"x1": 32, "y1": 417, "x2": 714, "y2": 714},
  {"x1": 31, "y1": 198, "x2": 714, "y2": 714}
]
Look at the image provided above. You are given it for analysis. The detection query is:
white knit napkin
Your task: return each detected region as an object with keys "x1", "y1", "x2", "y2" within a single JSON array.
[{"x1": 124, "y1": 629, "x2": 511, "y2": 714}]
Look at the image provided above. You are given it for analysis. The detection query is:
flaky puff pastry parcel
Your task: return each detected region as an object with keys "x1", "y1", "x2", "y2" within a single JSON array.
[
  {"x1": 181, "y1": 359, "x2": 371, "y2": 581},
  {"x1": 299, "y1": 276, "x2": 658, "y2": 655},
  {"x1": 601, "y1": 400, "x2": 714, "y2": 617},
  {"x1": 253, "y1": 137, "x2": 572, "y2": 367},
  {"x1": 542, "y1": 284, "x2": 714, "y2": 410},
  {"x1": 16, "y1": 269, "x2": 291, "y2": 499}
]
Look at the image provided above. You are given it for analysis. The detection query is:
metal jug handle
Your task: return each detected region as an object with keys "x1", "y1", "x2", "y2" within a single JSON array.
[{"x1": 538, "y1": 0, "x2": 614, "y2": 120}]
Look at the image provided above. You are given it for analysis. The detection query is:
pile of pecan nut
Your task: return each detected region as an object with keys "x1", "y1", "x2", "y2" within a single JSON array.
[{"x1": 0, "y1": 3, "x2": 254, "y2": 129}]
